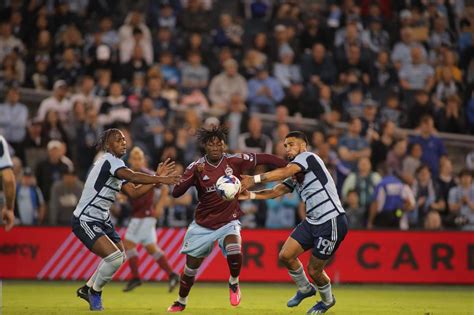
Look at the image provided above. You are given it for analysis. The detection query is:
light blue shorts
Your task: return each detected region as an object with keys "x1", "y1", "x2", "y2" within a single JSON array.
[{"x1": 180, "y1": 220, "x2": 241, "y2": 258}]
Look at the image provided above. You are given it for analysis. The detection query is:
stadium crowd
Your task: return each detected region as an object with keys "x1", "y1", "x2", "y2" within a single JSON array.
[{"x1": 0, "y1": 0, "x2": 473, "y2": 231}]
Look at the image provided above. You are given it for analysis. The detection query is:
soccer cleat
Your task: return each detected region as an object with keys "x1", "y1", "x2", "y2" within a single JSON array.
[
  {"x1": 229, "y1": 283, "x2": 241, "y2": 306},
  {"x1": 167, "y1": 301, "x2": 186, "y2": 312},
  {"x1": 287, "y1": 284, "x2": 317, "y2": 307},
  {"x1": 306, "y1": 295, "x2": 336, "y2": 314},
  {"x1": 168, "y1": 273, "x2": 180, "y2": 293},
  {"x1": 88, "y1": 289, "x2": 104, "y2": 311},
  {"x1": 123, "y1": 278, "x2": 143, "y2": 292},
  {"x1": 76, "y1": 285, "x2": 90, "y2": 304}
]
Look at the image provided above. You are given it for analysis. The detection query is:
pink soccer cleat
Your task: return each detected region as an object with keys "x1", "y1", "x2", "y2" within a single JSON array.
[
  {"x1": 167, "y1": 301, "x2": 186, "y2": 312},
  {"x1": 229, "y1": 283, "x2": 241, "y2": 306}
]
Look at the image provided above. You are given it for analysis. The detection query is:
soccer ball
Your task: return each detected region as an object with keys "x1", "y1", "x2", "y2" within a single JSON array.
[{"x1": 216, "y1": 175, "x2": 241, "y2": 200}]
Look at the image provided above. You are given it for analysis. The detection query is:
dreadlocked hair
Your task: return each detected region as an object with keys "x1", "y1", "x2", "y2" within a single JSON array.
[
  {"x1": 197, "y1": 125, "x2": 228, "y2": 146},
  {"x1": 96, "y1": 128, "x2": 121, "y2": 152}
]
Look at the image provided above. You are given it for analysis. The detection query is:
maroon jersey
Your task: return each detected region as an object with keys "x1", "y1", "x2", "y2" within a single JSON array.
[
  {"x1": 130, "y1": 168, "x2": 156, "y2": 218},
  {"x1": 173, "y1": 153, "x2": 287, "y2": 229}
]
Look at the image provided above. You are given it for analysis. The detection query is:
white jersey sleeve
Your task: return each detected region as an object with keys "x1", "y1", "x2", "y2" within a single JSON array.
[
  {"x1": 109, "y1": 154, "x2": 126, "y2": 176},
  {"x1": 289, "y1": 151, "x2": 312, "y2": 171},
  {"x1": 0, "y1": 136, "x2": 13, "y2": 170}
]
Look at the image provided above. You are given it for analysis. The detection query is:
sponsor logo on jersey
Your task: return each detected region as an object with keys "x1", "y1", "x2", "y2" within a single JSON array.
[
  {"x1": 225, "y1": 165, "x2": 233, "y2": 176},
  {"x1": 205, "y1": 185, "x2": 217, "y2": 193}
]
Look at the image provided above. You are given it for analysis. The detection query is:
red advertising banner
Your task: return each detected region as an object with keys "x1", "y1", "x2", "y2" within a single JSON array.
[{"x1": 0, "y1": 227, "x2": 473, "y2": 284}]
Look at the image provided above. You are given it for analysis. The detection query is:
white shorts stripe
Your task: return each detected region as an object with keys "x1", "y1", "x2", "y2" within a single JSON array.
[
  {"x1": 80, "y1": 221, "x2": 95, "y2": 239},
  {"x1": 330, "y1": 217, "x2": 337, "y2": 253}
]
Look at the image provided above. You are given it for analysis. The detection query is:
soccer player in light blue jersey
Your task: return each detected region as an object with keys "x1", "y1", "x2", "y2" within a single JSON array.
[
  {"x1": 240, "y1": 131, "x2": 348, "y2": 314},
  {"x1": 72, "y1": 128, "x2": 180, "y2": 311}
]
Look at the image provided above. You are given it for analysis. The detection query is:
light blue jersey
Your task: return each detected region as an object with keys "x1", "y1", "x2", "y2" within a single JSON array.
[{"x1": 283, "y1": 151, "x2": 345, "y2": 225}]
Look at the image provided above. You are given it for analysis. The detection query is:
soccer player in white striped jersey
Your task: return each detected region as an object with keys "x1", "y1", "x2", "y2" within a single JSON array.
[
  {"x1": 240, "y1": 131, "x2": 348, "y2": 314},
  {"x1": 0, "y1": 135, "x2": 16, "y2": 231},
  {"x1": 72, "y1": 128, "x2": 180, "y2": 311}
]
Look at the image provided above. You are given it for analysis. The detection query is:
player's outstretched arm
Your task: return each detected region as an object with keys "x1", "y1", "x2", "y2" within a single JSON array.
[
  {"x1": 172, "y1": 162, "x2": 201, "y2": 198},
  {"x1": 121, "y1": 159, "x2": 178, "y2": 199},
  {"x1": 255, "y1": 153, "x2": 288, "y2": 168},
  {"x1": 1, "y1": 167, "x2": 16, "y2": 231},
  {"x1": 117, "y1": 166, "x2": 180, "y2": 186},
  {"x1": 239, "y1": 183, "x2": 291, "y2": 201},
  {"x1": 241, "y1": 163, "x2": 301, "y2": 190}
]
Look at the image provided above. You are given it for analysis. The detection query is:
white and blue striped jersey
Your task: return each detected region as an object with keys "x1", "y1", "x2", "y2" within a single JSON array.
[
  {"x1": 0, "y1": 135, "x2": 13, "y2": 170},
  {"x1": 73, "y1": 153, "x2": 126, "y2": 222},
  {"x1": 283, "y1": 151, "x2": 345, "y2": 225}
]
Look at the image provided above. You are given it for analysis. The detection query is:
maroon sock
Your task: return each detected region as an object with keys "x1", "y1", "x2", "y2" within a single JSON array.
[
  {"x1": 128, "y1": 255, "x2": 140, "y2": 279},
  {"x1": 178, "y1": 273, "x2": 195, "y2": 298},
  {"x1": 156, "y1": 256, "x2": 174, "y2": 276},
  {"x1": 226, "y1": 253, "x2": 242, "y2": 278}
]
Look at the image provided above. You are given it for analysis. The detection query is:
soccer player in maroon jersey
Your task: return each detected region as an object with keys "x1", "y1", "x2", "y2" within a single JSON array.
[
  {"x1": 122, "y1": 147, "x2": 180, "y2": 292},
  {"x1": 167, "y1": 126, "x2": 287, "y2": 312}
]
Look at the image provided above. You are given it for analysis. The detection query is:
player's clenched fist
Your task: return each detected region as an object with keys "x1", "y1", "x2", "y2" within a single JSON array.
[{"x1": 2, "y1": 207, "x2": 14, "y2": 231}]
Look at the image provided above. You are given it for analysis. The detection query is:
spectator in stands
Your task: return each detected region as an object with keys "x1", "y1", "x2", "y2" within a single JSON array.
[
  {"x1": 241, "y1": 48, "x2": 267, "y2": 80},
  {"x1": 0, "y1": 20, "x2": 24, "y2": 63},
  {"x1": 338, "y1": 117, "x2": 371, "y2": 172},
  {"x1": 131, "y1": 97, "x2": 164, "y2": 158},
  {"x1": 380, "y1": 93, "x2": 403, "y2": 126},
  {"x1": 238, "y1": 116, "x2": 272, "y2": 154},
  {"x1": 223, "y1": 94, "x2": 249, "y2": 152},
  {"x1": 368, "y1": 168, "x2": 415, "y2": 229},
  {"x1": 153, "y1": 27, "x2": 177, "y2": 61},
  {"x1": 1, "y1": 51, "x2": 25, "y2": 86},
  {"x1": 361, "y1": 16, "x2": 390, "y2": 54},
  {"x1": 361, "y1": 99, "x2": 380, "y2": 141},
  {"x1": 402, "y1": 142, "x2": 423, "y2": 185},
  {"x1": 179, "y1": 0, "x2": 211, "y2": 34},
  {"x1": 145, "y1": 77, "x2": 170, "y2": 121},
  {"x1": 342, "y1": 157, "x2": 381, "y2": 211},
  {"x1": 119, "y1": 10, "x2": 152, "y2": 63},
  {"x1": 338, "y1": 44, "x2": 370, "y2": 87},
  {"x1": 264, "y1": 181, "x2": 300, "y2": 228},
  {"x1": 208, "y1": 58, "x2": 248, "y2": 109},
  {"x1": 14, "y1": 167, "x2": 45, "y2": 225},
  {"x1": 344, "y1": 189, "x2": 365, "y2": 229},
  {"x1": 436, "y1": 49, "x2": 462, "y2": 83},
  {"x1": 37, "y1": 80, "x2": 71, "y2": 123},
  {"x1": 409, "y1": 115, "x2": 446, "y2": 176},
  {"x1": 273, "y1": 44, "x2": 302, "y2": 88},
  {"x1": 98, "y1": 82, "x2": 131, "y2": 129},
  {"x1": 299, "y1": 15, "x2": 329, "y2": 52},
  {"x1": 448, "y1": 169, "x2": 474, "y2": 231},
  {"x1": 247, "y1": 64, "x2": 284, "y2": 114},
  {"x1": 179, "y1": 32, "x2": 211, "y2": 68},
  {"x1": 371, "y1": 120, "x2": 396, "y2": 171},
  {"x1": 96, "y1": 16, "x2": 119, "y2": 49},
  {"x1": 391, "y1": 27, "x2": 427, "y2": 70},
  {"x1": 408, "y1": 165, "x2": 444, "y2": 228},
  {"x1": 27, "y1": 56, "x2": 51, "y2": 90},
  {"x1": 212, "y1": 13, "x2": 243, "y2": 49},
  {"x1": 399, "y1": 46, "x2": 435, "y2": 92},
  {"x1": 343, "y1": 86, "x2": 365, "y2": 120},
  {"x1": 40, "y1": 110, "x2": 69, "y2": 152},
  {"x1": 429, "y1": 15, "x2": 455, "y2": 50},
  {"x1": 48, "y1": 169, "x2": 83, "y2": 226},
  {"x1": 386, "y1": 138, "x2": 408, "y2": 177},
  {"x1": 435, "y1": 94, "x2": 466, "y2": 134},
  {"x1": 180, "y1": 52, "x2": 209, "y2": 93},
  {"x1": 434, "y1": 67, "x2": 463, "y2": 104},
  {"x1": 71, "y1": 75, "x2": 101, "y2": 111},
  {"x1": 369, "y1": 50, "x2": 398, "y2": 102},
  {"x1": 0, "y1": 86, "x2": 28, "y2": 160},
  {"x1": 301, "y1": 43, "x2": 337, "y2": 85},
  {"x1": 435, "y1": 157, "x2": 456, "y2": 224},
  {"x1": 158, "y1": 51, "x2": 180, "y2": 86},
  {"x1": 54, "y1": 48, "x2": 82, "y2": 86},
  {"x1": 281, "y1": 79, "x2": 305, "y2": 116},
  {"x1": 407, "y1": 90, "x2": 434, "y2": 128},
  {"x1": 76, "y1": 107, "x2": 102, "y2": 181},
  {"x1": 119, "y1": 45, "x2": 149, "y2": 84}
]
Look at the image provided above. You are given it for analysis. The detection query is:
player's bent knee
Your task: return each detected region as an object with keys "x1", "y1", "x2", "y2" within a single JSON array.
[
  {"x1": 151, "y1": 248, "x2": 165, "y2": 260},
  {"x1": 104, "y1": 250, "x2": 125, "y2": 270},
  {"x1": 278, "y1": 250, "x2": 293, "y2": 264}
]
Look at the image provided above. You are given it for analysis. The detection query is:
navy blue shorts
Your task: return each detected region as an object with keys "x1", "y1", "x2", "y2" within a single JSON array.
[
  {"x1": 290, "y1": 214, "x2": 348, "y2": 260},
  {"x1": 72, "y1": 216, "x2": 121, "y2": 251}
]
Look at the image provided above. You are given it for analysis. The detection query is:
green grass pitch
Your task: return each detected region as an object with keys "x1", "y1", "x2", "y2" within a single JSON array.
[{"x1": 1, "y1": 281, "x2": 473, "y2": 314}]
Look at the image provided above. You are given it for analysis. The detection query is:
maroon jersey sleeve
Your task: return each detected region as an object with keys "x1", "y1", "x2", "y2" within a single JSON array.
[
  {"x1": 172, "y1": 161, "x2": 197, "y2": 198},
  {"x1": 255, "y1": 153, "x2": 288, "y2": 168}
]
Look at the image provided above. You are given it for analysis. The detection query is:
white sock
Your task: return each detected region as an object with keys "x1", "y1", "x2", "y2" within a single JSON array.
[
  {"x1": 288, "y1": 266, "x2": 313, "y2": 293},
  {"x1": 229, "y1": 276, "x2": 239, "y2": 285},
  {"x1": 318, "y1": 283, "x2": 333, "y2": 305},
  {"x1": 86, "y1": 260, "x2": 104, "y2": 287},
  {"x1": 178, "y1": 296, "x2": 188, "y2": 305},
  {"x1": 92, "y1": 250, "x2": 124, "y2": 292}
]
